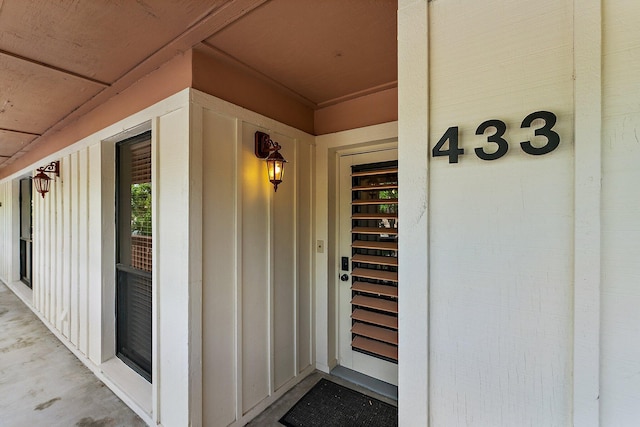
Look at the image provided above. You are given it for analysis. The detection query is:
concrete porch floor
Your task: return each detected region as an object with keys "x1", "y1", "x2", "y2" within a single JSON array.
[
  {"x1": 0, "y1": 281, "x2": 145, "y2": 427},
  {"x1": 0, "y1": 280, "x2": 397, "y2": 426}
]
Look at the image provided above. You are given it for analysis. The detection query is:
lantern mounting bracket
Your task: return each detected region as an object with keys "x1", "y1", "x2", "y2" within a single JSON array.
[
  {"x1": 38, "y1": 161, "x2": 60, "y2": 177},
  {"x1": 255, "y1": 131, "x2": 281, "y2": 158}
]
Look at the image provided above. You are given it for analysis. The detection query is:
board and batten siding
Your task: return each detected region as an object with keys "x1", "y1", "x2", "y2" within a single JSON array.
[
  {"x1": 0, "y1": 89, "x2": 315, "y2": 426},
  {"x1": 195, "y1": 90, "x2": 315, "y2": 427},
  {"x1": 428, "y1": 1, "x2": 574, "y2": 425},
  {"x1": 32, "y1": 147, "x2": 100, "y2": 360},
  {"x1": 20, "y1": 94, "x2": 193, "y2": 426},
  {"x1": 601, "y1": 1, "x2": 640, "y2": 425},
  {"x1": 399, "y1": 0, "x2": 640, "y2": 425}
]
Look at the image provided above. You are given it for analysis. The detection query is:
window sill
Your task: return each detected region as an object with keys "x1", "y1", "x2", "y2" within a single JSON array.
[{"x1": 100, "y1": 357, "x2": 153, "y2": 421}]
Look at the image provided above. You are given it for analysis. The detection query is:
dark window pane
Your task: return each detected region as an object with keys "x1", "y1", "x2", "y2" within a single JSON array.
[
  {"x1": 116, "y1": 131, "x2": 152, "y2": 381},
  {"x1": 19, "y1": 178, "x2": 33, "y2": 287}
]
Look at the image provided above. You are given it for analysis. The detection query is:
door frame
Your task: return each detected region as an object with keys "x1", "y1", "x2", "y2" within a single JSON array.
[{"x1": 323, "y1": 137, "x2": 399, "y2": 373}]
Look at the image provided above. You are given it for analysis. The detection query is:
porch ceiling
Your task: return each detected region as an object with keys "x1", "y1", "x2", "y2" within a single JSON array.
[{"x1": 0, "y1": 0, "x2": 397, "y2": 172}]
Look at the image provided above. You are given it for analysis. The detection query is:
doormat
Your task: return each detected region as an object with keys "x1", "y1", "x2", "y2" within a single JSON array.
[{"x1": 279, "y1": 378, "x2": 398, "y2": 427}]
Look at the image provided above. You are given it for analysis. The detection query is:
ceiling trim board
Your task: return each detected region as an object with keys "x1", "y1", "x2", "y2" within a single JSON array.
[
  {"x1": 0, "y1": 49, "x2": 110, "y2": 87},
  {"x1": 315, "y1": 81, "x2": 399, "y2": 109},
  {"x1": 0, "y1": 127, "x2": 42, "y2": 137},
  {"x1": 180, "y1": 0, "x2": 270, "y2": 42}
]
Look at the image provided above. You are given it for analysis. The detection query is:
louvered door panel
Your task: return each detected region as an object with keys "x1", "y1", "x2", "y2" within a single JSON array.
[{"x1": 350, "y1": 161, "x2": 398, "y2": 363}]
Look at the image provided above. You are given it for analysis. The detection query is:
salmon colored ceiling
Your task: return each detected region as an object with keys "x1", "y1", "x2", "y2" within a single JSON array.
[
  {"x1": 0, "y1": 0, "x2": 397, "y2": 171},
  {"x1": 203, "y1": 0, "x2": 397, "y2": 108}
]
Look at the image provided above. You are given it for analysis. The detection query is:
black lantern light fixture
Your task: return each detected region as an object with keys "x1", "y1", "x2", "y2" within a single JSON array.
[
  {"x1": 33, "y1": 161, "x2": 60, "y2": 198},
  {"x1": 255, "y1": 131, "x2": 287, "y2": 191}
]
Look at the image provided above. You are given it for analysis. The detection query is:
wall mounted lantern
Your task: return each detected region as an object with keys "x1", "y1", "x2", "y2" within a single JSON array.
[
  {"x1": 255, "y1": 131, "x2": 287, "y2": 192},
  {"x1": 33, "y1": 161, "x2": 60, "y2": 198}
]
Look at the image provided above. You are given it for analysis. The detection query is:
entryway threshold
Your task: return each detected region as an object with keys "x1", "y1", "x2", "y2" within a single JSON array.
[{"x1": 330, "y1": 365, "x2": 398, "y2": 401}]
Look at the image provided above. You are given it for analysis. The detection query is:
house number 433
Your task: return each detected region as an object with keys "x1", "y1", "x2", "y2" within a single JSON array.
[{"x1": 432, "y1": 110, "x2": 560, "y2": 163}]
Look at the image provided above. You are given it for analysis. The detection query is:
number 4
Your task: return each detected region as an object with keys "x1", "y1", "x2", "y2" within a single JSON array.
[{"x1": 432, "y1": 126, "x2": 463, "y2": 163}]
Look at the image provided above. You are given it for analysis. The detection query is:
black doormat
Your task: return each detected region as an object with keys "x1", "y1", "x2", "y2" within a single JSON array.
[{"x1": 279, "y1": 378, "x2": 398, "y2": 427}]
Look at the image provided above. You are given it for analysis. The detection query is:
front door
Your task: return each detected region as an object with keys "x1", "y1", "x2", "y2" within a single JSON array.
[{"x1": 338, "y1": 148, "x2": 398, "y2": 386}]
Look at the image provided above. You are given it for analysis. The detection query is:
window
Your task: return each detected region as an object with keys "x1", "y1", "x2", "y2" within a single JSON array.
[
  {"x1": 116, "y1": 131, "x2": 152, "y2": 382},
  {"x1": 350, "y1": 161, "x2": 398, "y2": 362},
  {"x1": 19, "y1": 178, "x2": 33, "y2": 287}
]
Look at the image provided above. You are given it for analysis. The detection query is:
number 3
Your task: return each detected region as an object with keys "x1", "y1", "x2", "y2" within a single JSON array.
[
  {"x1": 475, "y1": 119, "x2": 509, "y2": 161},
  {"x1": 520, "y1": 111, "x2": 560, "y2": 155}
]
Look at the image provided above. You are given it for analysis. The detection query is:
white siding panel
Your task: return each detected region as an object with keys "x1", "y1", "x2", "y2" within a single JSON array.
[
  {"x1": 195, "y1": 90, "x2": 316, "y2": 426},
  {"x1": 397, "y1": 1, "x2": 429, "y2": 424},
  {"x1": 88, "y1": 144, "x2": 102, "y2": 363},
  {"x1": 272, "y1": 132, "x2": 296, "y2": 390},
  {"x1": 62, "y1": 156, "x2": 71, "y2": 338},
  {"x1": 428, "y1": 1, "x2": 573, "y2": 426},
  {"x1": 296, "y1": 139, "x2": 313, "y2": 373},
  {"x1": 78, "y1": 148, "x2": 89, "y2": 356},
  {"x1": 33, "y1": 179, "x2": 42, "y2": 310},
  {"x1": 573, "y1": 0, "x2": 602, "y2": 423},
  {"x1": 0, "y1": 182, "x2": 8, "y2": 283},
  {"x1": 70, "y1": 152, "x2": 80, "y2": 347},
  {"x1": 156, "y1": 106, "x2": 191, "y2": 427},
  {"x1": 241, "y1": 122, "x2": 271, "y2": 414},
  {"x1": 201, "y1": 108, "x2": 238, "y2": 426},
  {"x1": 49, "y1": 183, "x2": 56, "y2": 322},
  {"x1": 38, "y1": 186, "x2": 46, "y2": 314},
  {"x1": 601, "y1": 1, "x2": 640, "y2": 425},
  {"x1": 42, "y1": 185, "x2": 48, "y2": 314},
  {"x1": 27, "y1": 149, "x2": 94, "y2": 351},
  {"x1": 55, "y1": 162, "x2": 63, "y2": 332}
]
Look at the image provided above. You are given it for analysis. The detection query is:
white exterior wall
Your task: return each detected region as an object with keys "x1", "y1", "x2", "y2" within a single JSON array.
[
  {"x1": 0, "y1": 88, "x2": 315, "y2": 427},
  {"x1": 398, "y1": 0, "x2": 640, "y2": 426},
  {"x1": 428, "y1": 1, "x2": 574, "y2": 425},
  {"x1": 192, "y1": 91, "x2": 315, "y2": 427},
  {"x1": 0, "y1": 91, "x2": 194, "y2": 426}
]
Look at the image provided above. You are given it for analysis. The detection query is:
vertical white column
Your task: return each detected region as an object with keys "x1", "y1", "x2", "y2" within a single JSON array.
[
  {"x1": 157, "y1": 107, "x2": 189, "y2": 425},
  {"x1": 573, "y1": 0, "x2": 602, "y2": 425},
  {"x1": 398, "y1": 0, "x2": 429, "y2": 425},
  {"x1": 188, "y1": 102, "x2": 204, "y2": 427}
]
